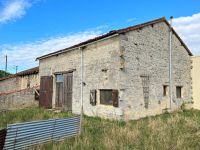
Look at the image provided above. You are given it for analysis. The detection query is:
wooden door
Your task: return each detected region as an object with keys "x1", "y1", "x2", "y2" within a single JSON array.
[
  {"x1": 39, "y1": 76, "x2": 53, "y2": 108},
  {"x1": 64, "y1": 72, "x2": 73, "y2": 111},
  {"x1": 56, "y1": 82, "x2": 63, "y2": 107}
]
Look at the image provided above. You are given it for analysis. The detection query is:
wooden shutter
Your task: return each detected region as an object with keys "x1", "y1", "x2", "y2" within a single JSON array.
[
  {"x1": 90, "y1": 90, "x2": 96, "y2": 106},
  {"x1": 112, "y1": 90, "x2": 119, "y2": 107},
  {"x1": 39, "y1": 76, "x2": 53, "y2": 108},
  {"x1": 64, "y1": 73, "x2": 73, "y2": 111}
]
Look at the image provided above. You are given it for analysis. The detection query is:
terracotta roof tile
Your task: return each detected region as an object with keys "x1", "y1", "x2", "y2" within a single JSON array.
[{"x1": 0, "y1": 67, "x2": 39, "y2": 81}]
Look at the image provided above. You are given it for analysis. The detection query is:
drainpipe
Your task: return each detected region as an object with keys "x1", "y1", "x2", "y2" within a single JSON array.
[
  {"x1": 169, "y1": 16, "x2": 173, "y2": 110},
  {"x1": 79, "y1": 47, "x2": 83, "y2": 134}
]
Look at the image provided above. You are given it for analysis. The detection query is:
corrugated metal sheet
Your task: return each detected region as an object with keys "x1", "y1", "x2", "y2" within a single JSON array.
[
  {"x1": 3, "y1": 116, "x2": 80, "y2": 150},
  {"x1": 0, "y1": 129, "x2": 7, "y2": 150}
]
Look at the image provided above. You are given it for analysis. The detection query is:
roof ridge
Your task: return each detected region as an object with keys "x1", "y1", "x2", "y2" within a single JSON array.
[
  {"x1": 36, "y1": 17, "x2": 192, "y2": 60},
  {"x1": 117, "y1": 17, "x2": 166, "y2": 33}
]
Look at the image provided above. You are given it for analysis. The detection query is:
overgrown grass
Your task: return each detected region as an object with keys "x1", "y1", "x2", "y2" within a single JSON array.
[
  {"x1": 1, "y1": 108, "x2": 200, "y2": 150},
  {"x1": 0, "y1": 108, "x2": 73, "y2": 129},
  {"x1": 31, "y1": 109, "x2": 200, "y2": 150}
]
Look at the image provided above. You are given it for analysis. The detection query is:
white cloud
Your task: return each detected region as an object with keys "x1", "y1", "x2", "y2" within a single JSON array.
[
  {"x1": 1, "y1": 12, "x2": 199, "y2": 73},
  {"x1": 173, "y1": 13, "x2": 200, "y2": 55},
  {"x1": 0, "y1": 0, "x2": 32, "y2": 24},
  {"x1": 0, "y1": 30, "x2": 102, "y2": 73},
  {"x1": 126, "y1": 18, "x2": 137, "y2": 23}
]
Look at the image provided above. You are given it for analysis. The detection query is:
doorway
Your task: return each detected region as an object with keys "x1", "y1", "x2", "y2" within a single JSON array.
[{"x1": 55, "y1": 72, "x2": 73, "y2": 111}]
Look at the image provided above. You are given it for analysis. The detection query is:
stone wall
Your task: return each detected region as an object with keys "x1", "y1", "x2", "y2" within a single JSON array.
[
  {"x1": 19, "y1": 74, "x2": 40, "y2": 89},
  {"x1": 0, "y1": 74, "x2": 39, "y2": 94},
  {"x1": 39, "y1": 36, "x2": 123, "y2": 119},
  {"x1": 0, "y1": 88, "x2": 39, "y2": 111},
  {"x1": 0, "y1": 77, "x2": 19, "y2": 93},
  {"x1": 39, "y1": 21, "x2": 192, "y2": 120},
  {"x1": 119, "y1": 22, "x2": 192, "y2": 120}
]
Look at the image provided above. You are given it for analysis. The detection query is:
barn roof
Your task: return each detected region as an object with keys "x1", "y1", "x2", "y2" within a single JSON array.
[
  {"x1": 17, "y1": 67, "x2": 39, "y2": 76},
  {"x1": 36, "y1": 17, "x2": 192, "y2": 60},
  {"x1": 0, "y1": 67, "x2": 39, "y2": 81}
]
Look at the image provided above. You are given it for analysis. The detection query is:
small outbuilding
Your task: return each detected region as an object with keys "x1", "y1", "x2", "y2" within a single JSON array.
[{"x1": 0, "y1": 67, "x2": 40, "y2": 111}]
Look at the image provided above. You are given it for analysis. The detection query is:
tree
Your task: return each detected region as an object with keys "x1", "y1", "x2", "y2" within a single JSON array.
[{"x1": 0, "y1": 70, "x2": 11, "y2": 78}]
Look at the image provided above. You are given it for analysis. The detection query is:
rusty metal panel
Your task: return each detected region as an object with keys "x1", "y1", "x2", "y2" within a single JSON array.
[
  {"x1": 39, "y1": 76, "x2": 53, "y2": 108},
  {"x1": 64, "y1": 73, "x2": 73, "y2": 111},
  {"x1": 3, "y1": 116, "x2": 80, "y2": 150},
  {"x1": 0, "y1": 129, "x2": 7, "y2": 150}
]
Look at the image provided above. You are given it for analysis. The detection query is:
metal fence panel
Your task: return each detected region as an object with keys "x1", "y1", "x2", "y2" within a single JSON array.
[{"x1": 3, "y1": 116, "x2": 80, "y2": 150}]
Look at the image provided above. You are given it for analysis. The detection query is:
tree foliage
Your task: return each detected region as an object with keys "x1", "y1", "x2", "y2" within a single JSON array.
[{"x1": 0, "y1": 70, "x2": 11, "y2": 78}]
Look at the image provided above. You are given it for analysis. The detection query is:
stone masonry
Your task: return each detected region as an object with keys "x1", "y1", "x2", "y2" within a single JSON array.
[
  {"x1": 0, "y1": 88, "x2": 38, "y2": 111},
  {"x1": 0, "y1": 67, "x2": 39, "y2": 110},
  {"x1": 39, "y1": 18, "x2": 192, "y2": 120},
  {"x1": 119, "y1": 22, "x2": 192, "y2": 120}
]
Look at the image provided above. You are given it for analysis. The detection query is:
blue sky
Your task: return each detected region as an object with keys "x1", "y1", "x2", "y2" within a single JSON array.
[{"x1": 0, "y1": 0, "x2": 200, "y2": 73}]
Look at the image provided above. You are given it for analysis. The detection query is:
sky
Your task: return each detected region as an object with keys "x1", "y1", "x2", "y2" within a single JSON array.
[{"x1": 0, "y1": 0, "x2": 200, "y2": 73}]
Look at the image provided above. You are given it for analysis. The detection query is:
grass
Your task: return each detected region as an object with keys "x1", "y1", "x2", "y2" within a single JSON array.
[
  {"x1": 0, "y1": 108, "x2": 73, "y2": 129},
  {"x1": 1, "y1": 108, "x2": 200, "y2": 150}
]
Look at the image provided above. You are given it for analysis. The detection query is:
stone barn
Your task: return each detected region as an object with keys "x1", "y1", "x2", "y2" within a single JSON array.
[
  {"x1": 37, "y1": 17, "x2": 192, "y2": 120},
  {"x1": 0, "y1": 67, "x2": 40, "y2": 111}
]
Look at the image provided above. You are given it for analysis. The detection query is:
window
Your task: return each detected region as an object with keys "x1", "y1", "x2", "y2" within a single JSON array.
[
  {"x1": 100, "y1": 90, "x2": 112, "y2": 105},
  {"x1": 100, "y1": 89, "x2": 118, "y2": 107},
  {"x1": 35, "y1": 89, "x2": 39, "y2": 101},
  {"x1": 176, "y1": 86, "x2": 182, "y2": 98},
  {"x1": 163, "y1": 85, "x2": 168, "y2": 96},
  {"x1": 56, "y1": 74, "x2": 64, "y2": 82}
]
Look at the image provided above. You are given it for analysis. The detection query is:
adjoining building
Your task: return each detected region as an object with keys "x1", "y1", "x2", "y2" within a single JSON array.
[
  {"x1": 36, "y1": 17, "x2": 192, "y2": 120},
  {"x1": 0, "y1": 67, "x2": 39, "y2": 111},
  {"x1": 192, "y1": 56, "x2": 200, "y2": 109}
]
